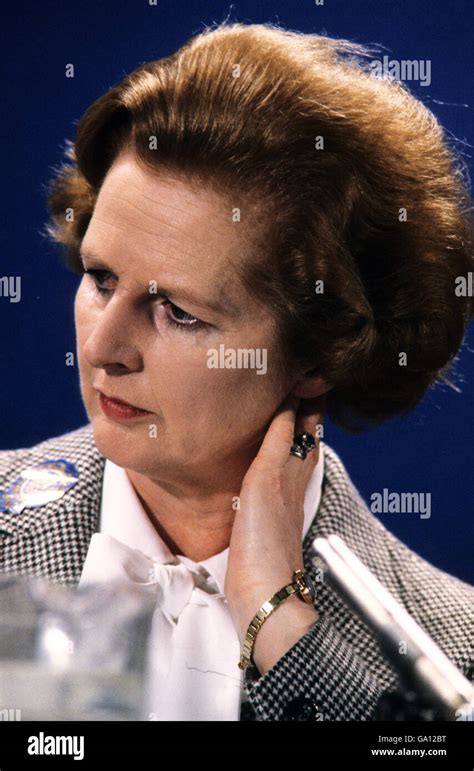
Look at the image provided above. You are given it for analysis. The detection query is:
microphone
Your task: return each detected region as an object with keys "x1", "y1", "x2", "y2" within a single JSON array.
[{"x1": 312, "y1": 534, "x2": 474, "y2": 721}]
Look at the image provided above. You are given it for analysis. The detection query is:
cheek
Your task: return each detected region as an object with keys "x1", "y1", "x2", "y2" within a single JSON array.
[
  {"x1": 74, "y1": 288, "x2": 96, "y2": 380},
  {"x1": 151, "y1": 344, "x2": 283, "y2": 428},
  {"x1": 147, "y1": 327, "x2": 284, "y2": 407},
  {"x1": 74, "y1": 283, "x2": 91, "y2": 340}
]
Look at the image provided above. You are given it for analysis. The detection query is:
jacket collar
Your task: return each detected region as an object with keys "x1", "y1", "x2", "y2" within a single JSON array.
[{"x1": 1, "y1": 423, "x2": 367, "y2": 587}]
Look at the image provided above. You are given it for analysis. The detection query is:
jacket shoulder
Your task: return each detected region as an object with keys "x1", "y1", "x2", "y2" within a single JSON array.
[
  {"x1": 320, "y1": 441, "x2": 473, "y2": 594},
  {"x1": 316, "y1": 442, "x2": 473, "y2": 678},
  {"x1": 0, "y1": 424, "x2": 101, "y2": 485},
  {"x1": 0, "y1": 424, "x2": 105, "y2": 585}
]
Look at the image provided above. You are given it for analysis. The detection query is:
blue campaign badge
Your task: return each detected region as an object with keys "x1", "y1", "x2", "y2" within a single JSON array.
[{"x1": 0, "y1": 459, "x2": 78, "y2": 514}]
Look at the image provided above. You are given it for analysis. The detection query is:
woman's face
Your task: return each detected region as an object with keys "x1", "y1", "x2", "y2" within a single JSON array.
[{"x1": 75, "y1": 150, "x2": 296, "y2": 483}]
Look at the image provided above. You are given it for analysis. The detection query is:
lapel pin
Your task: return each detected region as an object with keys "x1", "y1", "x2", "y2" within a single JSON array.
[{"x1": 0, "y1": 459, "x2": 79, "y2": 514}]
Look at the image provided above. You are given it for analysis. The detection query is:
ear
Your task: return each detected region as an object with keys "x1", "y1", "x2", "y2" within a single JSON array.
[{"x1": 290, "y1": 371, "x2": 332, "y2": 399}]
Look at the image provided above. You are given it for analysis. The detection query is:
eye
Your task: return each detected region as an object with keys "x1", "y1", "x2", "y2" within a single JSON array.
[
  {"x1": 83, "y1": 269, "x2": 116, "y2": 295},
  {"x1": 83, "y1": 266, "x2": 204, "y2": 333},
  {"x1": 162, "y1": 300, "x2": 203, "y2": 332}
]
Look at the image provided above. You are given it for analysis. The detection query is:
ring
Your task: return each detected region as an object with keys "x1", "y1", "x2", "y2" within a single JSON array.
[
  {"x1": 289, "y1": 431, "x2": 316, "y2": 461},
  {"x1": 295, "y1": 432, "x2": 316, "y2": 452},
  {"x1": 289, "y1": 443, "x2": 307, "y2": 460}
]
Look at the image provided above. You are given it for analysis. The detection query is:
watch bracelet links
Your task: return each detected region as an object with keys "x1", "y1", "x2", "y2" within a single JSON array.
[{"x1": 238, "y1": 573, "x2": 304, "y2": 671}]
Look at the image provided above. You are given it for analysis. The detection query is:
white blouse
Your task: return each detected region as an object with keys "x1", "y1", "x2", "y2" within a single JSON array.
[{"x1": 79, "y1": 446, "x2": 325, "y2": 720}]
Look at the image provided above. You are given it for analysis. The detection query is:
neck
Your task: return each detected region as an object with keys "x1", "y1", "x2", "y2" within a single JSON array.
[{"x1": 125, "y1": 454, "x2": 252, "y2": 562}]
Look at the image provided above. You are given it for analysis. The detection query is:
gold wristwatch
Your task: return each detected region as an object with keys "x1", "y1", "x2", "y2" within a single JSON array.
[{"x1": 238, "y1": 569, "x2": 317, "y2": 671}]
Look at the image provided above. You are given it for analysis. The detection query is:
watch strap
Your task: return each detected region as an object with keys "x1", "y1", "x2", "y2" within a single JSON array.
[{"x1": 238, "y1": 569, "x2": 314, "y2": 670}]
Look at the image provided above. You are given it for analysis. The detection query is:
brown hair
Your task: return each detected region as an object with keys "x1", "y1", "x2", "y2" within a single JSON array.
[{"x1": 45, "y1": 21, "x2": 474, "y2": 431}]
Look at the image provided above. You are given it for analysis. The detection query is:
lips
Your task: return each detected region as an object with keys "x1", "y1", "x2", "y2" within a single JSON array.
[
  {"x1": 99, "y1": 391, "x2": 150, "y2": 412},
  {"x1": 97, "y1": 390, "x2": 153, "y2": 420}
]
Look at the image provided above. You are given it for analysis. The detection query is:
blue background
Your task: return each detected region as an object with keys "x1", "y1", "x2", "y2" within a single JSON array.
[{"x1": 1, "y1": 0, "x2": 472, "y2": 583}]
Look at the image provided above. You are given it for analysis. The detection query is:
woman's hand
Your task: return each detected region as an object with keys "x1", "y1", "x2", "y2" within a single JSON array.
[{"x1": 225, "y1": 393, "x2": 326, "y2": 674}]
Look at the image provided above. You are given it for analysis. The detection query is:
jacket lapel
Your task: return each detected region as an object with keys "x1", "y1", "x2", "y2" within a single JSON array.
[{"x1": 0, "y1": 425, "x2": 105, "y2": 585}]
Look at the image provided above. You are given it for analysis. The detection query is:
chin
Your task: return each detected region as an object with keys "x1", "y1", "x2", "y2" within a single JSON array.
[{"x1": 91, "y1": 415, "x2": 159, "y2": 471}]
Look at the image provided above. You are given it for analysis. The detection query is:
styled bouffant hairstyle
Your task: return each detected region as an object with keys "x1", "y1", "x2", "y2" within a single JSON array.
[{"x1": 45, "y1": 21, "x2": 474, "y2": 432}]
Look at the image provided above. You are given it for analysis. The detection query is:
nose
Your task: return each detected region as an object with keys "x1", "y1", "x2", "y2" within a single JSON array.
[{"x1": 81, "y1": 294, "x2": 143, "y2": 375}]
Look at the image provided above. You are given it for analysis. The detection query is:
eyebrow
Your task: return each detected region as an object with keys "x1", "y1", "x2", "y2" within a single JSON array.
[{"x1": 79, "y1": 250, "x2": 236, "y2": 316}]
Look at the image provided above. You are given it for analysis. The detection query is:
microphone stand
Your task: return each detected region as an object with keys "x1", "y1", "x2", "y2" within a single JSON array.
[{"x1": 312, "y1": 534, "x2": 474, "y2": 721}]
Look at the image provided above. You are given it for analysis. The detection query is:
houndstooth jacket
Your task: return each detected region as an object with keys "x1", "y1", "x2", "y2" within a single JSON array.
[{"x1": 0, "y1": 424, "x2": 472, "y2": 721}]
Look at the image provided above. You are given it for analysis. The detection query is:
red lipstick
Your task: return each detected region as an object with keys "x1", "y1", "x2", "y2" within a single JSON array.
[{"x1": 98, "y1": 392, "x2": 152, "y2": 421}]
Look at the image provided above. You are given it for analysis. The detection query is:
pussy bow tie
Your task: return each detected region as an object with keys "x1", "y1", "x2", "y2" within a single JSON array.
[
  {"x1": 79, "y1": 532, "x2": 218, "y2": 621},
  {"x1": 78, "y1": 532, "x2": 244, "y2": 721}
]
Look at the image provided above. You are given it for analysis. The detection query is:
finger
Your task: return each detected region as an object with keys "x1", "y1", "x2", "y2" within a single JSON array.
[
  {"x1": 252, "y1": 393, "x2": 300, "y2": 470},
  {"x1": 294, "y1": 394, "x2": 326, "y2": 442},
  {"x1": 288, "y1": 395, "x2": 326, "y2": 474}
]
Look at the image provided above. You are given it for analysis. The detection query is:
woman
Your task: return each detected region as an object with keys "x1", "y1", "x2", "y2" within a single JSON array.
[{"x1": 0, "y1": 21, "x2": 473, "y2": 721}]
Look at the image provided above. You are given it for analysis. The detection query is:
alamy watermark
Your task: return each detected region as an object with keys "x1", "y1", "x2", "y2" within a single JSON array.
[
  {"x1": 370, "y1": 56, "x2": 431, "y2": 87},
  {"x1": 0, "y1": 707, "x2": 22, "y2": 720},
  {"x1": 0, "y1": 275, "x2": 21, "y2": 303},
  {"x1": 370, "y1": 488, "x2": 431, "y2": 519},
  {"x1": 455, "y1": 272, "x2": 473, "y2": 297},
  {"x1": 207, "y1": 344, "x2": 267, "y2": 375},
  {"x1": 28, "y1": 732, "x2": 84, "y2": 761}
]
